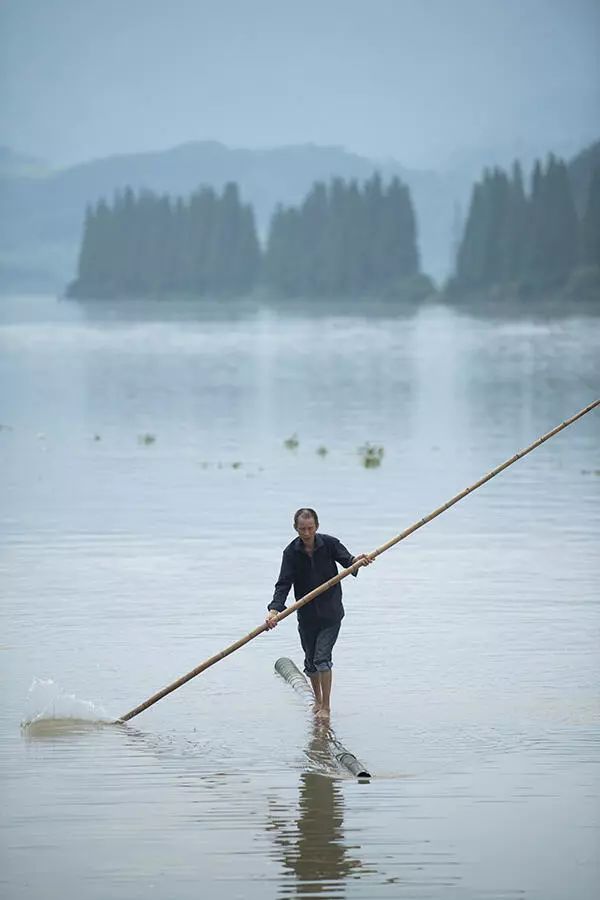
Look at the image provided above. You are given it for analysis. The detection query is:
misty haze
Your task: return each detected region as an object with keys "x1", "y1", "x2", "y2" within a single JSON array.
[{"x1": 1, "y1": 3, "x2": 599, "y2": 900}]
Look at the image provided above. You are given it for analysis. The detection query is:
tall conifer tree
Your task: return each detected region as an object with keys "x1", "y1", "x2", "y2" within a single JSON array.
[{"x1": 581, "y1": 166, "x2": 600, "y2": 267}]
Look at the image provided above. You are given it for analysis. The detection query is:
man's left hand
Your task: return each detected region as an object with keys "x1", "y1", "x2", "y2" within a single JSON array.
[{"x1": 352, "y1": 553, "x2": 374, "y2": 567}]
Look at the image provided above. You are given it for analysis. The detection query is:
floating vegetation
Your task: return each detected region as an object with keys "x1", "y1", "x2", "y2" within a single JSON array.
[
  {"x1": 138, "y1": 433, "x2": 156, "y2": 445},
  {"x1": 198, "y1": 460, "x2": 245, "y2": 470},
  {"x1": 93, "y1": 434, "x2": 102, "y2": 442},
  {"x1": 359, "y1": 442, "x2": 384, "y2": 468},
  {"x1": 284, "y1": 433, "x2": 299, "y2": 450},
  {"x1": 581, "y1": 468, "x2": 600, "y2": 476},
  {"x1": 316, "y1": 445, "x2": 328, "y2": 457}
]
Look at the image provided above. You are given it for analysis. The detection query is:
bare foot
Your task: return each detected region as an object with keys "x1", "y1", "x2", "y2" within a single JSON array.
[{"x1": 315, "y1": 707, "x2": 330, "y2": 719}]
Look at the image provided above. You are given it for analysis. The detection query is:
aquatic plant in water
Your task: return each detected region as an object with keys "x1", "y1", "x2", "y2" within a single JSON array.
[
  {"x1": 284, "y1": 433, "x2": 299, "y2": 450},
  {"x1": 359, "y1": 442, "x2": 384, "y2": 468},
  {"x1": 138, "y1": 433, "x2": 156, "y2": 445},
  {"x1": 316, "y1": 445, "x2": 328, "y2": 457}
]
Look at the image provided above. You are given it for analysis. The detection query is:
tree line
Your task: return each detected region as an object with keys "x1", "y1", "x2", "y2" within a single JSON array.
[
  {"x1": 264, "y1": 175, "x2": 421, "y2": 296},
  {"x1": 449, "y1": 156, "x2": 600, "y2": 299},
  {"x1": 68, "y1": 155, "x2": 600, "y2": 303},
  {"x1": 68, "y1": 174, "x2": 428, "y2": 299},
  {"x1": 69, "y1": 183, "x2": 260, "y2": 298}
]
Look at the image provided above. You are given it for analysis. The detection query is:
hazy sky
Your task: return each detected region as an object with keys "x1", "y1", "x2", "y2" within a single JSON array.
[{"x1": 1, "y1": 0, "x2": 598, "y2": 169}]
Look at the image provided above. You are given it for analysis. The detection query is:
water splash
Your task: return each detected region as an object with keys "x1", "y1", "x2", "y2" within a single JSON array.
[{"x1": 21, "y1": 677, "x2": 111, "y2": 732}]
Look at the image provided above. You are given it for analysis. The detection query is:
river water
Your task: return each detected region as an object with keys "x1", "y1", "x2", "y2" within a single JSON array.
[{"x1": 1, "y1": 294, "x2": 599, "y2": 899}]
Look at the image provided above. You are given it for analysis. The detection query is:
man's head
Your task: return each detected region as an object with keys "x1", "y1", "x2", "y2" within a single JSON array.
[{"x1": 293, "y1": 508, "x2": 319, "y2": 545}]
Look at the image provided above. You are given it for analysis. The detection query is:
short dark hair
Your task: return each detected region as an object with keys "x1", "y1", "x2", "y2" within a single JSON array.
[{"x1": 293, "y1": 507, "x2": 319, "y2": 528}]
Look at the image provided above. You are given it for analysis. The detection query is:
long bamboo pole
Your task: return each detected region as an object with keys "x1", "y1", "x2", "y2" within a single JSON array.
[{"x1": 117, "y1": 398, "x2": 599, "y2": 723}]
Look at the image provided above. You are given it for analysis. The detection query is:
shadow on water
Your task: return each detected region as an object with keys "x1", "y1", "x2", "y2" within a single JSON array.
[
  {"x1": 268, "y1": 720, "x2": 374, "y2": 897},
  {"x1": 69, "y1": 292, "x2": 600, "y2": 328},
  {"x1": 71, "y1": 294, "x2": 426, "y2": 326}
]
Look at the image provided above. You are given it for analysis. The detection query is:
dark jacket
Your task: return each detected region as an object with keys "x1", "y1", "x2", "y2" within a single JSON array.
[{"x1": 268, "y1": 533, "x2": 357, "y2": 625}]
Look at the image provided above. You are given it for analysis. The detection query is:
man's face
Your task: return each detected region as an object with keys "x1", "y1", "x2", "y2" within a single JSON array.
[{"x1": 295, "y1": 516, "x2": 317, "y2": 544}]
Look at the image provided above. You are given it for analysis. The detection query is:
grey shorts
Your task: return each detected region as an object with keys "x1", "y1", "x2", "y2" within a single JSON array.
[{"x1": 298, "y1": 620, "x2": 341, "y2": 675}]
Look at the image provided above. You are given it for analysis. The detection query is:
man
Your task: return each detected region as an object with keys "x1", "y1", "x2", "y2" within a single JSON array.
[{"x1": 265, "y1": 508, "x2": 372, "y2": 718}]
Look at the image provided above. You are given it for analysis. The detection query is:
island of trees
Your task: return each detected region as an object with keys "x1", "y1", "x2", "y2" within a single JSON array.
[
  {"x1": 264, "y1": 175, "x2": 427, "y2": 298},
  {"x1": 68, "y1": 150, "x2": 599, "y2": 304},
  {"x1": 67, "y1": 174, "x2": 432, "y2": 301},
  {"x1": 68, "y1": 183, "x2": 261, "y2": 298},
  {"x1": 448, "y1": 156, "x2": 600, "y2": 302}
]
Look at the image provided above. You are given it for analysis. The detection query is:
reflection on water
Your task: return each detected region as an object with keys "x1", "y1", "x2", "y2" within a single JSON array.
[
  {"x1": 269, "y1": 722, "x2": 368, "y2": 897},
  {"x1": 1, "y1": 295, "x2": 599, "y2": 900}
]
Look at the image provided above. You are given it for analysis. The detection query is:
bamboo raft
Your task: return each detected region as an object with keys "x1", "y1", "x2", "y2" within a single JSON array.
[{"x1": 275, "y1": 657, "x2": 372, "y2": 779}]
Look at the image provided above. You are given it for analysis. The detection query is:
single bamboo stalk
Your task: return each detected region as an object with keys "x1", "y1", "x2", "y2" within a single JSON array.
[
  {"x1": 117, "y1": 398, "x2": 599, "y2": 723},
  {"x1": 274, "y1": 657, "x2": 371, "y2": 778}
]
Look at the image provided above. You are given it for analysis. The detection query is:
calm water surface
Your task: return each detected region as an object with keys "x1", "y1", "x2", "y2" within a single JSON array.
[{"x1": 1, "y1": 295, "x2": 599, "y2": 899}]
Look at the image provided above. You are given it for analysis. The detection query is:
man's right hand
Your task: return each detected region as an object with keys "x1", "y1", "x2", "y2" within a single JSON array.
[{"x1": 265, "y1": 610, "x2": 279, "y2": 629}]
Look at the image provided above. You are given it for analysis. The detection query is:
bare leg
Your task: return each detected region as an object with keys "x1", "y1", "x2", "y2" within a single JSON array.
[
  {"x1": 316, "y1": 670, "x2": 332, "y2": 718},
  {"x1": 308, "y1": 674, "x2": 322, "y2": 709}
]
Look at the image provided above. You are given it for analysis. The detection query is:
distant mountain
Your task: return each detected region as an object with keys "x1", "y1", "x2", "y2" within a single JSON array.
[
  {"x1": 0, "y1": 141, "x2": 463, "y2": 290},
  {"x1": 0, "y1": 146, "x2": 49, "y2": 178}
]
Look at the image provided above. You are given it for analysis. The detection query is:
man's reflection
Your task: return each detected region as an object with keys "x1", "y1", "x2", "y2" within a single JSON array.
[{"x1": 269, "y1": 721, "x2": 366, "y2": 896}]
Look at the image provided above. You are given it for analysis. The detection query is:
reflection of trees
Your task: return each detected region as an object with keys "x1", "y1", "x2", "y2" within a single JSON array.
[{"x1": 268, "y1": 721, "x2": 367, "y2": 896}]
